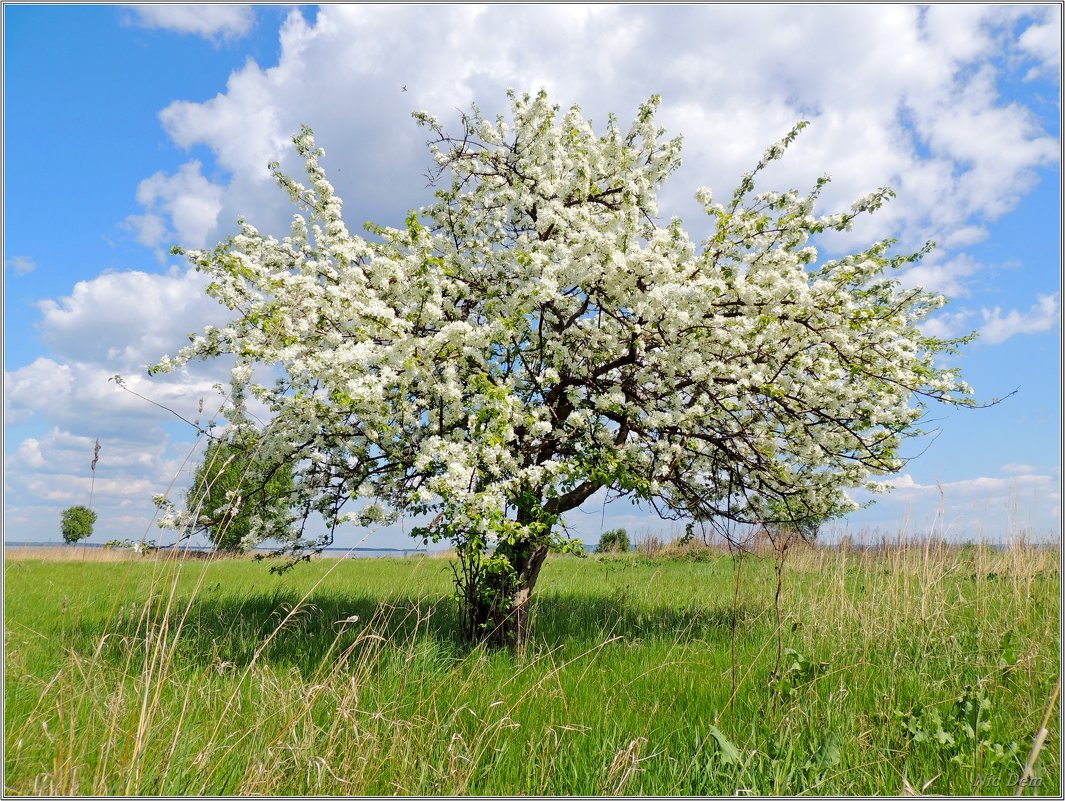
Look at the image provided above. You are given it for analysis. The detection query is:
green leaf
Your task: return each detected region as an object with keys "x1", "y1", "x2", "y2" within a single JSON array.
[
  {"x1": 934, "y1": 728, "x2": 955, "y2": 747},
  {"x1": 807, "y1": 732, "x2": 841, "y2": 772},
  {"x1": 708, "y1": 725, "x2": 742, "y2": 766}
]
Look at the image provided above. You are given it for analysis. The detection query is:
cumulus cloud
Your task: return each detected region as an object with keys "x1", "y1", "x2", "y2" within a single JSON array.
[
  {"x1": 126, "y1": 161, "x2": 225, "y2": 256},
  {"x1": 881, "y1": 472, "x2": 1056, "y2": 497},
  {"x1": 34, "y1": 267, "x2": 228, "y2": 369},
  {"x1": 899, "y1": 253, "x2": 985, "y2": 298},
  {"x1": 123, "y1": 213, "x2": 168, "y2": 252},
  {"x1": 133, "y1": 6, "x2": 1058, "y2": 261},
  {"x1": 5, "y1": 256, "x2": 36, "y2": 275},
  {"x1": 3, "y1": 358, "x2": 75, "y2": 426},
  {"x1": 857, "y1": 468, "x2": 1061, "y2": 541},
  {"x1": 980, "y1": 294, "x2": 1060, "y2": 344},
  {"x1": 5, "y1": 357, "x2": 228, "y2": 438},
  {"x1": 15, "y1": 438, "x2": 47, "y2": 470},
  {"x1": 1018, "y1": 7, "x2": 1062, "y2": 79},
  {"x1": 1002, "y1": 463, "x2": 1038, "y2": 475},
  {"x1": 4, "y1": 268, "x2": 239, "y2": 543},
  {"x1": 918, "y1": 309, "x2": 976, "y2": 341},
  {"x1": 4, "y1": 425, "x2": 208, "y2": 543},
  {"x1": 125, "y1": 5, "x2": 254, "y2": 41}
]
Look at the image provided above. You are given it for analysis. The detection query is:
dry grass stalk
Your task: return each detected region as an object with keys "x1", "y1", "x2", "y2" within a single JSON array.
[
  {"x1": 1016, "y1": 675, "x2": 1060, "y2": 796},
  {"x1": 605, "y1": 736, "x2": 649, "y2": 794}
]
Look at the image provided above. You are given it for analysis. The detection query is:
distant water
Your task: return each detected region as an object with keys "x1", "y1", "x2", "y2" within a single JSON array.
[{"x1": 3, "y1": 541, "x2": 439, "y2": 558}]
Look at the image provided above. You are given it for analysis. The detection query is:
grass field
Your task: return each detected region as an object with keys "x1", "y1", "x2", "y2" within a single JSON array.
[{"x1": 3, "y1": 541, "x2": 1060, "y2": 796}]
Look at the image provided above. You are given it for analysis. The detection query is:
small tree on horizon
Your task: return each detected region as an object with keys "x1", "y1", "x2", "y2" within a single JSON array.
[
  {"x1": 153, "y1": 89, "x2": 979, "y2": 647},
  {"x1": 598, "y1": 528, "x2": 631, "y2": 553},
  {"x1": 61, "y1": 505, "x2": 97, "y2": 544}
]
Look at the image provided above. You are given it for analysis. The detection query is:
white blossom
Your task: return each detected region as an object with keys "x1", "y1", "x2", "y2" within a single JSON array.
[{"x1": 157, "y1": 91, "x2": 975, "y2": 558}]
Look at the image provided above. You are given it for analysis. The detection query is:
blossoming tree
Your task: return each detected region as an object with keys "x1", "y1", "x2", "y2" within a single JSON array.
[{"x1": 156, "y1": 90, "x2": 974, "y2": 645}]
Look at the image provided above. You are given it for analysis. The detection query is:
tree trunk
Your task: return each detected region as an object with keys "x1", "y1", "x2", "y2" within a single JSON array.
[
  {"x1": 510, "y1": 544, "x2": 549, "y2": 649},
  {"x1": 457, "y1": 499, "x2": 563, "y2": 648},
  {"x1": 455, "y1": 538, "x2": 550, "y2": 648}
]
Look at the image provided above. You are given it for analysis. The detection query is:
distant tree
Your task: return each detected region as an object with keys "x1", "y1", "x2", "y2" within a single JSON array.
[
  {"x1": 61, "y1": 505, "x2": 97, "y2": 544},
  {"x1": 598, "y1": 528, "x2": 631, "y2": 553},
  {"x1": 186, "y1": 430, "x2": 295, "y2": 553}
]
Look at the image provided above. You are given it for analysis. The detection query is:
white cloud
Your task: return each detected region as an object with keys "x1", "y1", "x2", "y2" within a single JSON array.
[
  {"x1": 128, "y1": 161, "x2": 224, "y2": 254},
  {"x1": 15, "y1": 438, "x2": 47, "y2": 469},
  {"x1": 4, "y1": 358, "x2": 74, "y2": 425},
  {"x1": 126, "y1": 5, "x2": 254, "y2": 41},
  {"x1": 920, "y1": 5, "x2": 1000, "y2": 64},
  {"x1": 1002, "y1": 463, "x2": 1038, "y2": 475},
  {"x1": 35, "y1": 267, "x2": 230, "y2": 369},
  {"x1": 857, "y1": 469, "x2": 1061, "y2": 541},
  {"x1": 899, "y1": 253, "x2": 984, "y2": 297},
  {"x1": 1018, "y1": 8, "x2": 1062, "y2": 79},
  {"x1": 980, "y1": 294, "x2": 1060, "y2": 344},
  {"x1": 5, "y1": 256, "x2": 36, "y2": 275},
  {"x1": 123, "y1": 213, "x2": 168, "y2": 253},
  {"x1": 129, "y1": 5, "x2": 1058, "y2": 271},
  {"x1": 5, "y1": 268, "x2": 238, "y2": 474},
  {"x1": 881, "y1": 472, "x2": 1056, "y2": 497},
  {"x1": 2, "y1": 265, "x2": 253, "y2": 543},
  {"x1": 941, "y1": 225, "x2": 989, "y2": 249},
  {"x1": 919, "y1": 309, "x2": 975, "y2": 341},
  {"x1": 912, "y1": 63, "x2": 1057, "y2": 220},
  {"x1": 4, "y1": 426, "x2": 208, "y2": 543},
  {"x1": 5, "y1": 357, "x2": 228, "y2": 436}
]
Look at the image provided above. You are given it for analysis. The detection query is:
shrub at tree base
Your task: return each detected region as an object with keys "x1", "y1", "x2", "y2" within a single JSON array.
[
  {"x1": 153, "y1": 89, "x2": 976, "y2": 646},
  {"x1": 61, "y1": 505, "x2": 97, "y2": 544}
]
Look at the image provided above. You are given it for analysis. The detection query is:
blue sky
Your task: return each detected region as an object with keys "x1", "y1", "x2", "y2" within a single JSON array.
[{"x1": 3, "y1": 5, "x2": 1061, "y2": 548}]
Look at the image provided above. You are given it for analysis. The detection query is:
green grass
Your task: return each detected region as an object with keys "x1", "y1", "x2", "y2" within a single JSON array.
[{"x1": 4, "y1": 542, "x2": 1060, "y2": 795}]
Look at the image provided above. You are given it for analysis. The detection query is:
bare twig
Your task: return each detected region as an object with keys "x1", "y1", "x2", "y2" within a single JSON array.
[{"x1": 110, "y1": 375, "x2": 210, "y2": 434}]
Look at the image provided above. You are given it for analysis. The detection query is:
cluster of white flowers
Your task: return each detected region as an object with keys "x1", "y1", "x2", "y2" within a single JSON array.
[{"x1": 156, "y1": 90, "x2": 974, "y2": 554}]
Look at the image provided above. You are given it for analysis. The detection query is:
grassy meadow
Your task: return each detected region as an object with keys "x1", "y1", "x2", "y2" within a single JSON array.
[{"x1": 3, "y1": 540, "x2": 1060, "y2": 796}]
